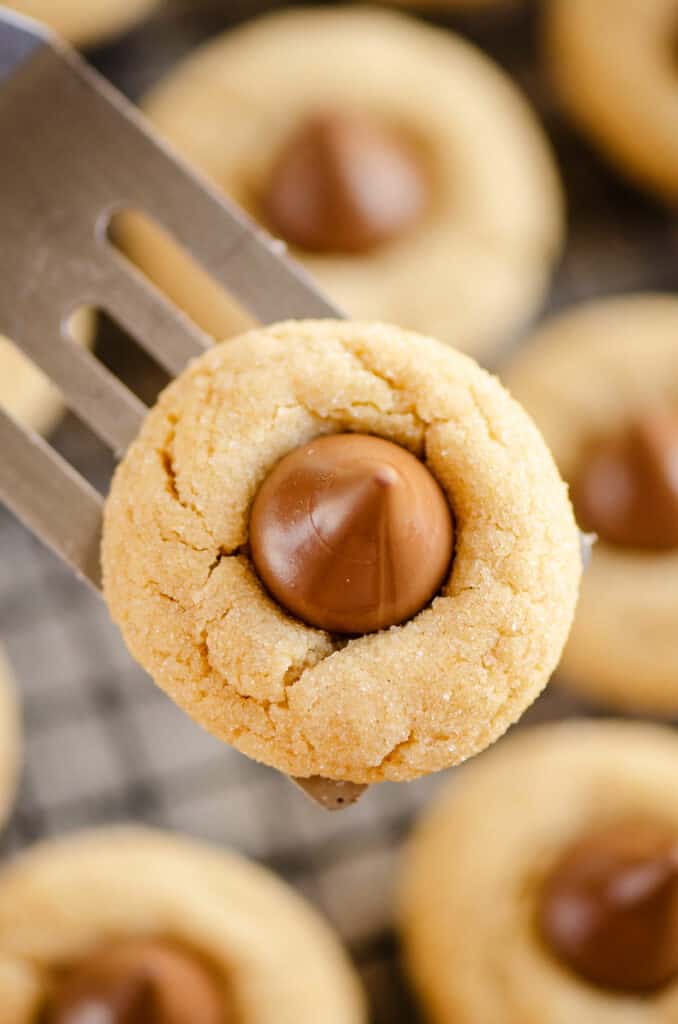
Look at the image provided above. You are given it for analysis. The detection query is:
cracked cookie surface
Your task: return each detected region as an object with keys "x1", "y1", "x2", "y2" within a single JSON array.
[
  {"x1": 400, "y1": 720, "x2": 678, "y2": 1023},
  {"x1": 0, "y1": 827, "x2": 366, "y2": 1023},
  {"x1": 102, "y1": 320, "x2": 581, "y2": 783}
]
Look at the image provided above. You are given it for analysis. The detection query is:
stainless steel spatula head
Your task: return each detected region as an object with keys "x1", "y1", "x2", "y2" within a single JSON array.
[{"x1": 0, "y1": 9, "x2": 365, "y2": 810}]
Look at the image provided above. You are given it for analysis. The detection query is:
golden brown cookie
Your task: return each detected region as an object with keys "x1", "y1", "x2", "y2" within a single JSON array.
[
  {"x1": 505, "y1": 294, "x2": 678, "y2": 714},
  {"x1": 400, "y1": 720, "x2": 678, "y2": 1023},
  {"x1": 0, "y1": 648, "x2": 20, "y2": 832},
  {"x1": 4, "y1": 0, "x2": 162, "y2": 47},
  {"x1": 102, "y1": 319, "x2": 581, "y2": 784},
  {"x1": 119, "y1": 6, "x2": 563, "y2": 362},
  {"x1": 545, "y1": 0, "x2": 678, "y2": 203},
  {"x1": 0, "y1": 827, "x2": 366, "y2": 1023}
]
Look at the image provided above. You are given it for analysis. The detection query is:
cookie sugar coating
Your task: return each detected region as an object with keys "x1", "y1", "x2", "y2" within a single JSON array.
[
  {"x1": 102, "y1": 321, "x2": 580, "y2": 784},
  {"x1": 505, "y1": 295, "x2": 678, "y2": 715},
  {"x1": 400, "y1": 721, "x2": 678, "y2": 1024},
  {"x1": 120, "y1": 6, "x2": 563, "y2": 361},
  {"x1": 0, "y1": 828, "x2": 365, "y2": 1023}
]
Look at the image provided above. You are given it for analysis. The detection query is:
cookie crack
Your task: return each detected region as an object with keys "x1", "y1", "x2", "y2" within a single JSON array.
[
  {"x1": 378, "y1": 729, "x2": 416, "y2": 768},
  {"x1": 143, "y1": 579, "x2": 184, "y2": 606},
  {"x1": 315, "y1": 400, "x2": 418, "y2": 425},
  {"x1": 158, "y1": 426, "x2": 217, "y2": 545},
  {"x1": 466, "y1": 385, "x2": 509, "y2": 450},
  {"x1": 343, "y1": 345, "x2": 469, "y2": 457},
  {"x1": 339, "y1": 344, "x2": 429, "y2": 429},
  {"x1": 158, "y1": 527, "x2": 211, "y2": 556},
  {"x1": 197, "y1": 593, "x2": 320, "y2": 718}
]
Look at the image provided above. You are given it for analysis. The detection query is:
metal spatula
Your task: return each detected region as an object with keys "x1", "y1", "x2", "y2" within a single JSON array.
[{"x1": 0, "y1": 9, "x2": 366, "y2": 810}]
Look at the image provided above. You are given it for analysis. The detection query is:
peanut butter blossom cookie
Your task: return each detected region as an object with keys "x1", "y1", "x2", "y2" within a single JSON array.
[
  {"x1": 545, "y1": 0, "x2": 678, "y2": 204},
  {"x1": 506, "y1": 294, "x2": 678, "y2": 713},
  {"x1": 0, "y1": 828, "x2": 366, "y2": 1022},
  {"x1": 400, "y1": 721, "x2": 678, "y2": 1023},
  {"x1": 102, "y1": 320, "x2": 581, "y2": 784},
  {"x1": 119, "y1": 6, "x2": 563, "y2": 361},
  {"x1": 4, "y1": 0, "x2": 161, "y2": 47}
]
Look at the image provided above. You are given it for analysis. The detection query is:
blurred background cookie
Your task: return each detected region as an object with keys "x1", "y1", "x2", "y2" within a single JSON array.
[
  {"x1": 0, "y1": 827, "x2": 366, "y2": 1022},
  {"x1": 0, "y1": 648, "x2": 20, "y2": 834},
  {"x1": 505, "y1": 294, "x2": 678, "y2": 714},
  {"x1": 545, "y1": 0, "x2": 678, "y2": 204},
  {"x1": 119, "y1": 6, "x2": 563, "y2": 362},
  {"x1": 4, "y1": 0, "x2": 163, "y2": 47},
  {"x1": 400, "y1": 720, "x2": 678, "y2": 1023}
]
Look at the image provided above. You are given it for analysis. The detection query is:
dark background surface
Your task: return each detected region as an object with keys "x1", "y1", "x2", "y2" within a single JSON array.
[{"x1": 1, "y1": 2, "x2": 677, "y2": 1020}]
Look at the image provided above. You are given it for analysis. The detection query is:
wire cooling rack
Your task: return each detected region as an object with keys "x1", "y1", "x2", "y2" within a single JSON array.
[{"x1": 1, "y1": 2, "x2": 677, "y2": 1020}]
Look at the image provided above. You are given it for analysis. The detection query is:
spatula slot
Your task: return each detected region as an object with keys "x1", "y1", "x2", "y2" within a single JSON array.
[{"x1": 108, "y1": 209, "x2": 255, "y2": 346}]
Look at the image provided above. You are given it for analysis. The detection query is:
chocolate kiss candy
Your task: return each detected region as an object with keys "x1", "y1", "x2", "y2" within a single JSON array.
[
  {"x1": 540, "y1": 820, "x2": 678, "y2": 992},
  {"x1": 46, "y1": 939, "x2": 225, "y2": 1024},
  {"x1": 572, "y1": 409, "x2": 678, "y2": 550},
  {"x1": 250, "y1": 433, "x2": 454, "y2": 634},
  {"x1": 262, "y1": 111, "x2": 429, "y2": 253},
  {"x1": 49, "y1": 975, "x2": 155, "y2": 1024}
]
